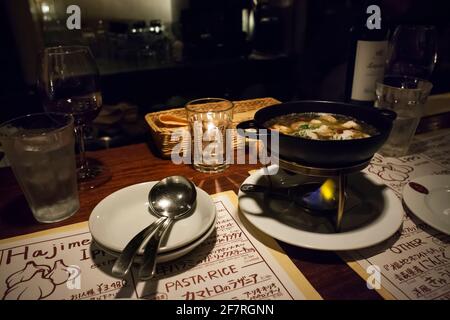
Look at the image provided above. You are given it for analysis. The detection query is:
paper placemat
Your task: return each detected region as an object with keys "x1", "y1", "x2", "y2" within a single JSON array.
[
  {"x1": 0, "y1": 191, "x2": 321, "y2": 300},
  {"x1": 342, "y1": 130, "x2": 450, "y2": 300},
  {"x1": 245, "y1": 129, "x2": 450, "y2": 300}
]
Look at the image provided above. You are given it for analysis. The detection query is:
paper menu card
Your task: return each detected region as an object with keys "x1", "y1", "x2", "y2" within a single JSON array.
[
  {"x1": 344, "y1": 130, "x2": 450, "y2": 300},
  {"x1": 0, "y1": 191, "x2": 321, "y2": 300}
]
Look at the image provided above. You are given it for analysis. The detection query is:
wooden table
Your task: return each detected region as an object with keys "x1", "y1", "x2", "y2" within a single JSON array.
[
  {"x1": 0, "y1": 141, "x2": 381, "y2": 300},
  {"x1": 1, "y1": 106, "x2": 449, "y2": 300}
]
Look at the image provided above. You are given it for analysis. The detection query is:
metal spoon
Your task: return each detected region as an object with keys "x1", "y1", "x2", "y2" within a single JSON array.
[
  {"x1": 111, "y1": 212, "x2": 166, "y2": 277},
  {"x1": 111, "y1": 176, "x2": 196, "y2": 278},
  {"x1": 138, "y1": 176, "x2": 197, "y2": 280}
]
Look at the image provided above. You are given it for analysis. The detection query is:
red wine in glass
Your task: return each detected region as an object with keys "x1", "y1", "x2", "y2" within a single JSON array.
[
  {"x1": 43, "y1": 74, "x2": 102, "y2": 125},
  {"x1": 39, "y1": 46, "x2": 111, "y2": 190}
]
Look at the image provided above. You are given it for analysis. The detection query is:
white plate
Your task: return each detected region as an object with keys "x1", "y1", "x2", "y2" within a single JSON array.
[
  {"x1": 238, "y1": 167, "x2": 404, "y2": 251},
  {"x1": 403, "y1": 175, "x2": 450, "y2": 235},
  {"x1": 89, "y1": 182, "x2": 216, "y2": 254},
  {"x1": 94, "y1": 215, "x2": 217, "y2": 263}
]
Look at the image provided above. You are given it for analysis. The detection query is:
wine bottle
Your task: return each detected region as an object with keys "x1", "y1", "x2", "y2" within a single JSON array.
[{"x1": 345, "y1": 1, "x2": 389, "y2": 106}]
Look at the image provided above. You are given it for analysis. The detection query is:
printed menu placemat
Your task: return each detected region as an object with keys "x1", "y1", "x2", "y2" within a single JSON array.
[
  {"x1": 342, "y1": 129, "x2": 450, "y2": 300},
  {"x1": 0, "y1": 191, "x2": 321, "y2": 300}
]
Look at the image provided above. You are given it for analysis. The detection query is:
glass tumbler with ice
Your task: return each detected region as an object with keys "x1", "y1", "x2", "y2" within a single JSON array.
[
  {"x1": 0, "y1": 113, "x2": 79, "y2": 223},
  {"x1": 375, "y1": 76, "x2": 433, "y2": 157}
]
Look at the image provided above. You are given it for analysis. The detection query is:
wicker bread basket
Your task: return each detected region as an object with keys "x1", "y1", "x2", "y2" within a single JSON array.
[{"x1": 145, "y1": 97, "x2": 280, "y2": 158}]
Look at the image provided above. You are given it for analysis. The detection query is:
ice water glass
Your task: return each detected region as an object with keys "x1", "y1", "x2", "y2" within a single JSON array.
[
  {"x1": 0, "y1": 113, "x2": 79, "y2": 223},
  {"x1": 375, "y1": 76, "x2": 433, "y2": 157},
  {"x1": 186, "y1": 98, "x2": 234, "y2": 173}
]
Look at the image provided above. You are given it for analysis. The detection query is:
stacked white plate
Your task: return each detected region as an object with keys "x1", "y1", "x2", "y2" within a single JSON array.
[{"x1": 89, "y1": 182, "x2": 216, "y2": 263}]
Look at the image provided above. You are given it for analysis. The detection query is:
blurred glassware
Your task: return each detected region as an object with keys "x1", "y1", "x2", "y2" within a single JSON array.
[
  {"x1": 0, "y1": 113, "x2": 79, "y2": 223},
  {"x1": 149, "y1": 20, "x2": 171, "y2": 63},
  {"x1": 0, "y1": 146, "x2": 4, "y2": 164},
  {"x1": 186, "y1": 98, "x2": 234, "y2": 173},
  {"x1": 385, "y1": 25, "x2": 438, "y2": 80},
  {"x1": 252, "y1": 0, "x2": 284, "y2": 56},
  {"x1": 129, "y1": 20, "x2": 151, "y2": 60},
  {"x1": 375, "y1": 76, "x2": 433, "y2": 157},
  {"x1": 38, "y1": 45, "x2": 111, "y2": 190}
]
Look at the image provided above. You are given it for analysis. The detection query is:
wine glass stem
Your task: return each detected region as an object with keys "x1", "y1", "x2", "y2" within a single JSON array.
[{"x1": 74, "y1": 125, "x2": 87, "y2": 170}]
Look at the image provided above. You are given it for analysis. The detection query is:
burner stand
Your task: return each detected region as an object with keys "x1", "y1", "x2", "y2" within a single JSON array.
[{"x1": 276, "y1": 158, "x2": 371, "y2": 231}]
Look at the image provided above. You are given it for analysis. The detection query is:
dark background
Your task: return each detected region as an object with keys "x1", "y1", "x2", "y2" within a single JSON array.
[{"x1": 0, "y1": 0, "x2": 449, "y2": 148}]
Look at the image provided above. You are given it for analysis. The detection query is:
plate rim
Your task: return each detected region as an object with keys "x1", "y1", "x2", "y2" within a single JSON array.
[
  {"x1": 88, "y1": 181, "x2": 216, "y2": 253},
  {"x1": 93, "y1": 214, "x2": 217, "y2": 264},
  {"x1": 238, "y1": 169, "x2": 404, "y2": 251},
  {"x1": 402, "y1": 174, "x2": 450, "y2": 235}
]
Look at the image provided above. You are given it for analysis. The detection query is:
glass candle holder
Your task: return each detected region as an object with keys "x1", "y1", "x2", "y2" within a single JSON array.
[{"x1": 186, "y1": 98, "x2": 234, "y2": 173}]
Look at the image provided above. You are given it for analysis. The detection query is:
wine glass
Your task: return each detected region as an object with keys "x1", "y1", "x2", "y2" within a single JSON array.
[
  {"x1": 385, "y1": 25, "x2": 438, "y2": 79},
  {"x1": 38, "y1": 46, "x2": 111, "y2": 190}
]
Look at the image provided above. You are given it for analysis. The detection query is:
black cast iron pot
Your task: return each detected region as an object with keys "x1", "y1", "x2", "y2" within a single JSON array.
[{"x1": 236, "y1": 100, "x2": 396, "y2": 168}]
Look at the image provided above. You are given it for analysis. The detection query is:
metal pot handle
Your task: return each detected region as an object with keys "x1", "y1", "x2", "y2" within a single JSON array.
[
  {"x1": 236, "y1": 120, "x2": 258, "y2": 131},
  {"x1": 236, "y1": 120, "x2": 263, "y2": 139},
  {"x1": 236, "y1": 120, "x2": 273, "y2": 141},
  {"x1": 379, "y1": 109, "x2": 397, "y2": 121}
]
